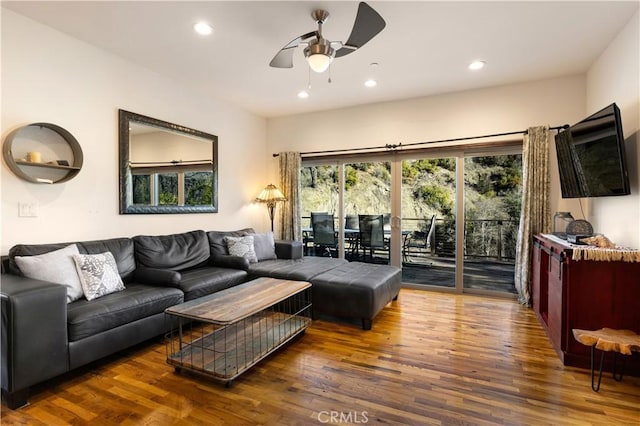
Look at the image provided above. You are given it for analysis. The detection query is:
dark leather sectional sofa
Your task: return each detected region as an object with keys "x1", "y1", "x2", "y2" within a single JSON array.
[{"x1": 1, "y1": 228, "x2": 400, "y2": 409}]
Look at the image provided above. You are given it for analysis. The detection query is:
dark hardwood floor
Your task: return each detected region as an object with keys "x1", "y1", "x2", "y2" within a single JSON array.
[{"x1": 2, "y1": 289, "x2": 639, "y2": 425}]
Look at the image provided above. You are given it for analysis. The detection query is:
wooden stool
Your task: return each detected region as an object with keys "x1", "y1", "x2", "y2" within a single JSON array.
[{"x1": 572, "y1": 328, "x2": 640, "y2": 391}]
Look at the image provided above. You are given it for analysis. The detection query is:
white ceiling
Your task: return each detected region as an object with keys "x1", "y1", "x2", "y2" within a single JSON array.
[{"x1": 3, "y1": 1, "x2": 638, "y2": 118}]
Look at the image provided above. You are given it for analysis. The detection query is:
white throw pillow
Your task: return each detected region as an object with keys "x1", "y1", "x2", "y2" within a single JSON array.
[
  {"x1": 14, "y1": 244, "x2": 84, "y2": 303},
  {"x1": 225, "y1": 235, "x2": 258, "y2": 263},
  {"x1": 73, "y1": 252, "x2": 125, "y2": 301}
]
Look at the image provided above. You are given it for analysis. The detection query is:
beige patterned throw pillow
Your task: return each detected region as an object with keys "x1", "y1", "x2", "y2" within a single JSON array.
[
  {"x1": 73, "y1": 252, "x2": 125, "y2": 301},
  {"x1": 225, "y1": 235, "x2": 258, "y2": 263}
]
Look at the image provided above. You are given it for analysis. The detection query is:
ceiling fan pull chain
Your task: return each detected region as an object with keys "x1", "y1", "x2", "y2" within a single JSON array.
[{"x1": 328, "y1": 64, "x2": 332, "y2": 84}]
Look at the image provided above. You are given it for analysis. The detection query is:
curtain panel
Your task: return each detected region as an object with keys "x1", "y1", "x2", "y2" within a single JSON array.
[
  {"x1": 278, "y1": 152, "x2": 302, "y2": 242},
  {"x1": 515, "y1": 125, "x2": 551, "y2": 305}
]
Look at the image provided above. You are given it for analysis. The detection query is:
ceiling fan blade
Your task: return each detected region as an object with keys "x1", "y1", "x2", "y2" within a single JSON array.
[
  {"x1": 335, "y1": 2, "x2": 385, "y2": 58},
  {"x1": 269, "y1": 47, "x2": 296, "y2": 68},
  {"x1": 269, "y1": 31, "x2": 317, "y2": 68}
]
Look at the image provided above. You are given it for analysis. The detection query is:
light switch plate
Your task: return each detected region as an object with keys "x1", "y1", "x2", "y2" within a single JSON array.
[{"x1": 18, "y1": 202, "x2": 38, "y2": 217}]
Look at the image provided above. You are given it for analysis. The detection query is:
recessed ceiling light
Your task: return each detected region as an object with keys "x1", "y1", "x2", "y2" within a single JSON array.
[
  {"x1": 193, "y1": 22, "x2": 213, "y2": 36},
  {"x1": 364, "y1": 79, "x2": 377, "y2": 88},
  {"x1": 297, "y1": 90, "x2": 309, "y2": 99},
  {"x1": 468, "y1": 60, "x2": 486, "y2": 71}
]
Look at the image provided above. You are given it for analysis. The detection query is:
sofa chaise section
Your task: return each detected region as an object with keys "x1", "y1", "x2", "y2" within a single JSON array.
[
  {"x1": 247, "y1": 257, "x2": 348, "y2": 281},
  {"x1": 310, "y1": 262, "x2": 401, "y2": 330}
]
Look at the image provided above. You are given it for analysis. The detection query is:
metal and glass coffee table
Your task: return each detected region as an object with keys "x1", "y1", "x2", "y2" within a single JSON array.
[{"x1": 165, "y1": 277, "x2": 312, "y2": 386}]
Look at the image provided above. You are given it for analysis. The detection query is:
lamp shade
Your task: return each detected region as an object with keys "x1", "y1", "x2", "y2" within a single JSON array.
[{"x1": 255, "y1": 184, "x2": 286, "y2": 203}]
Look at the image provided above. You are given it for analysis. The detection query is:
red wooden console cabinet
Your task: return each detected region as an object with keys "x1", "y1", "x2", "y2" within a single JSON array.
[{"x1": 531, "y1": 234, "x2": 640, "y2": 374}]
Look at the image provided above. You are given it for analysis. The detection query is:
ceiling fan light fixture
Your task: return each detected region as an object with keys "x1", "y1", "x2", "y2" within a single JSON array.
[
  {"x1": 307, "y1": 54, "x2": 333, "y2": 73},
  {"x1": 269, "y1": 2, "x2": 385, "y2": 75},
  {"x1": 364, "y1": 79, "x2": 377, "y2": 87},
  {"x1": 304, "y1": 41, "x2": 335, "y2": 73}
]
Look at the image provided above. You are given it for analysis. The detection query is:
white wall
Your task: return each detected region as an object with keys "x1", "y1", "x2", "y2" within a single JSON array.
[
  {"x1": 267, "y1": 75, "x2": 587, "y2": 222},
  {"x1": 1, "y1": 10, "x2": 269, "y2": 254},
  {"x1": 5, "y1": 7, "x2": 636, "y2": 255},
  {"x1": 586, "y1": 11, "x2": 640, "y2": 248}
]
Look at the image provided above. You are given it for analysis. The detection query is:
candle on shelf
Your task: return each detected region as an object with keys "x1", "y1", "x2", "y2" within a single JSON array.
[{"x1": 26, "y1": 151, "x2": 42, "y2": 163}]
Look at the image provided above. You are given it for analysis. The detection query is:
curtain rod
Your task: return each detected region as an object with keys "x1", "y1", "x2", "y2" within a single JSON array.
[{"x1": 272, "y1": 125, "x2": 568, "y2": 157}]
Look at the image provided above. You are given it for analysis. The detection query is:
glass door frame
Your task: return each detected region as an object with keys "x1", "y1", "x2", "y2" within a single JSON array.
[
  {"x1": 390, "y1": 149, "x2": 463, "y2": 294},
  {"x1": 301, "y1": 142, "x2": 521, "y2": 296}
]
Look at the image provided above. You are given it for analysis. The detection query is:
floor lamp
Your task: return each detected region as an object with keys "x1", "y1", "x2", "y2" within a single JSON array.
[{"x1": 256, "y1": 184, "x2": 287, "y2": 232}]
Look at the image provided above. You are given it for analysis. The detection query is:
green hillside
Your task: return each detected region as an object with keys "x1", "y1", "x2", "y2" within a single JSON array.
[{"x1": 301, "y1": 154, "x2": 522, "y2": 259}]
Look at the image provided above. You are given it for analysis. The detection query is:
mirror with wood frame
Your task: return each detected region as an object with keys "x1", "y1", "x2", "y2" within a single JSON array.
[{"x1": 118, "y1": 109, "x2": 218, "y2": 214}]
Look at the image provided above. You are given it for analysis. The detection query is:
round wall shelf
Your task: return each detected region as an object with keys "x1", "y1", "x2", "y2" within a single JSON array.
[{"x1": 2, "y1": 122, "x2": 83, "y2": 184}]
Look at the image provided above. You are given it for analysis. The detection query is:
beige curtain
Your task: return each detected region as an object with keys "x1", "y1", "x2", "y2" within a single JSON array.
[
  {"x1": 278, "y1": 152, "x2": 302, "y2": 241},
  {"x1": 515, "y1": 125, "x2": 551, "y2": 305}
]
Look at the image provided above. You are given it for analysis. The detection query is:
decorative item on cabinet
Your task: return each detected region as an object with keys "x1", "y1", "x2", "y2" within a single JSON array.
[
  {"x1": 2, "y1": 122, "x2": 83, "y2": 184},
  {"x1": 553, "y1": 211, "x2": 574, "y2": 238},
  {"x1": 565, "y1": 219, "x2": 594, "y2": 244}
]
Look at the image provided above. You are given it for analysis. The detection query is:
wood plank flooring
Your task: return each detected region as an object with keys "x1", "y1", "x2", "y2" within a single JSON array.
[{"x1": 2, "y1": 289, "x2": 639, "y2": 425}]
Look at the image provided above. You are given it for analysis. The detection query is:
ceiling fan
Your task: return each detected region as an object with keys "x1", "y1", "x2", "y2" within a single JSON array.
[{"x1": 269, "y1": 2, "x2": 386, "y2": 73}]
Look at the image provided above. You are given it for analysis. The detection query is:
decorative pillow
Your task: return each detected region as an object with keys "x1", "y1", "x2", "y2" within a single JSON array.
[
  {"x1": 225, "y1": 235, "x2": 258, "y2": 263},
  {"x1": 251, "y1": 232, "x2": 277, "y2": 261},
  {"x1": 14, "y1": 244, "x2": 84, "y2": 303},
  {"x1": 73, "y1": 252, "x2": 125, "y2": 301}
]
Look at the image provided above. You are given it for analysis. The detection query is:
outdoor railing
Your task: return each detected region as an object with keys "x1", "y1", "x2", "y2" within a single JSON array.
[
  {"x1": 408, "y1": 217, "x2": 518, "y2": 261},
  {"x1": 301, "y1": 216, "x2": 519, "y2": 262}
]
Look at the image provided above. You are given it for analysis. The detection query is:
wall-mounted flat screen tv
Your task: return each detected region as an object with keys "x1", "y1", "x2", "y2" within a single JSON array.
[{"x1": 555, "y1": 103, "x2": 630, "y2": 198}]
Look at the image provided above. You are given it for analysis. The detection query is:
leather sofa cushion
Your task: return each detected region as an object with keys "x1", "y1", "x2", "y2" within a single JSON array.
[
  {"x1": 8, "y1": 238, "x2": 136, "y2": 282},
  {"x1": 211, "y1": 254, "x2": 250, "y2": 271},
  {"x1": 207, "y1": 228, "x2": 255, "y2": 258},
  {"x1": 247, "y1": 257, "x2": 347, "y2": 281},
  {"x1": 135, "y1": 267, "x2": 182, "y2": 287},
  {"x1": 66, "y1": 284, "x2": 183, "y2": 342},
  {"x1": 178, "y1": 266, "x2": 248, "y2": 301},
  {"x1": 133, "y1": 230, "x2": 209, "y2": 271}
]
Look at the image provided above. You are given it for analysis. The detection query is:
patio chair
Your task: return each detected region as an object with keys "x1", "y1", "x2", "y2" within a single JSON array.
[
  {"x1": 303, "y1": 211, "x2": 328, "y2": 255},
  {"x1": 358, "y1": 214, "x2": 388, "y2": 263},
  {"x1": 311, "y1": 212, "x2": 337, "y2": 257},
  {"x1": 344, "y1": 214, "x2": 360, "y2": 259},
  {"x1": 383, "y1": 213, "x2": 392, "y2": 232},
  {"x1": 403, "y1": 215, "x2": 436, "y2": 264},
  {"x1": 345, "y1": 214, "x2": 359, "y2": 230}
]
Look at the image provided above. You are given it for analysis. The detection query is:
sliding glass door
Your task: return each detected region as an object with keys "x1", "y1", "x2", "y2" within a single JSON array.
[
  {"x1": 301, "y1": 159, "x2": 392, "y2": 262},
  {"x1": 300, "y1": 145, "x2": 522, "y2": 295},
  {"x1": 300, "y1": 163, "x2": 338, "y2": 256},
  {"x1": 343, "y1": 160, "x2": 391, "y2": 263},
  {"x1": 463, "y1": 153, "x2": 521, "y2": 294},
  {"x1": 400, "y1": 156, "x2": 457, "y2": 288}
]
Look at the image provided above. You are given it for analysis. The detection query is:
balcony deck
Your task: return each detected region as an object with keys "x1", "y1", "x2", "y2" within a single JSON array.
[
  {"x1": 304, "y1": 216, "x2": 518, "y2": 294},
  {"x1": 309, "y1": 249, "x2": 517, "y2": 294},
  {"x1": 400, "y1": 256, "x2": 517, "y2": 294}
]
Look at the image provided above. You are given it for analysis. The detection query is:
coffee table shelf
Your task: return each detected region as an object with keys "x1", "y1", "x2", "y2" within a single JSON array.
[{"x1": 165, "y1": 278, "x2": 312, "y2": 384}]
